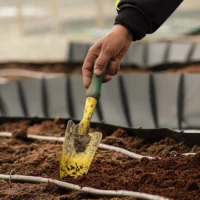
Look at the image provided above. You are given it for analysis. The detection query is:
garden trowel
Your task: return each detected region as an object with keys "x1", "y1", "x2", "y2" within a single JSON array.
[{"x1": 60, "y1": 65, "x2": 108, "y2": 178}]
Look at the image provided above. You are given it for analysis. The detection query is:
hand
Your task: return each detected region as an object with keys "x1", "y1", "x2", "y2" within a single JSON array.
[{"x1": 82, "y1": 24, "x2": 132, "y2": 88}]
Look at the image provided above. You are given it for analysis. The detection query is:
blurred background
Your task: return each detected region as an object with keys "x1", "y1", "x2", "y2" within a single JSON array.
[
  {"x1": 0, "y1": 0, "x2": 200, "y2": 62},
  {"x1": 0, "y1": 0, "x2": 200, "y2": 129}
]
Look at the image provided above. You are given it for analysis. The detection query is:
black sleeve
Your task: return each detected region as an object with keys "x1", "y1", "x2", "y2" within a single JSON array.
[{"x1": 115, "y1": 0, "x2": 183, "y2": 41}]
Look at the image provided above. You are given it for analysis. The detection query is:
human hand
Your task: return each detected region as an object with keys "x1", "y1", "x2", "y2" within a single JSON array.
[{"x1": 82, "y1": 24, "x2": 132, "y2": 88}]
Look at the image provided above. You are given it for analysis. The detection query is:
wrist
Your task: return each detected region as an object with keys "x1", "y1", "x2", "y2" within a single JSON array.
[
  {"x1": 113, "y1": 24, "x2": 133, "y2": 41},
  {"x1": 115, "y1": 8, "x2": 150, "y2": 41}
]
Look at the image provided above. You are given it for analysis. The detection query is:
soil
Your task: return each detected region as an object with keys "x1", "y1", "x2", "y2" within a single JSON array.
[
  {"x1": 1, "y1": 119, "x2": 200, "y2": 200},
  {"x1": 0, "y1": 62, "x2": 200, "y2": 82}
]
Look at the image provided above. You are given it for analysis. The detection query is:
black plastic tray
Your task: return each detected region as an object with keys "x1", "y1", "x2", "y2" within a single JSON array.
[
  {"x1": 68, "y1": 41, "x2": 200, "y2": 67},
  {"x1": 1, "y1": 73, "x2": 200, "y2": 130}
]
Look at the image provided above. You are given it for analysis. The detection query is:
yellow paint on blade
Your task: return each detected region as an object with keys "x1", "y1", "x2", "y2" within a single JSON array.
[
  {"x1": 60, "y1": 97, "x2": 100, "y2": 178},
  {"x1": 115, "y1": 0, "x2": 121, "y2": 10},
  {"x1": 60, "y1": 131, "x2": 102, "y2": 178},
  {"x1": 78, "y1": 97, "x2": 97, "y2": 136}
]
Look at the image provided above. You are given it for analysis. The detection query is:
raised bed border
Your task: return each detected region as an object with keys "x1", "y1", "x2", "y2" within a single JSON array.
[
  {"x1": 68, "y1": 41, "x2": 200, "y2": 68},
  {"x1": 1, "y1": 73, "x2": 200, "y2": 130},
  {"x1": 0, "y1": 116, "x2": 200, "y2": 147}
]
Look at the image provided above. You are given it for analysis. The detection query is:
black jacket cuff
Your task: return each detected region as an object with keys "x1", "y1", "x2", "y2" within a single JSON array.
[{"x1": 115, "y1": 8, "x2": 151, "y2": 41}]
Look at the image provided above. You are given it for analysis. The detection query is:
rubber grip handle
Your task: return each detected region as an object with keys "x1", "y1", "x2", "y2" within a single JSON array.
[{"x1": 86, "y1": 63, "x2": 109, "y2": 100}]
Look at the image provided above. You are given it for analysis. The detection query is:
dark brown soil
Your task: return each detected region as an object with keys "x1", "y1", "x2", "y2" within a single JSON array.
[
  {"x1": 0, "y1": 119, "x2": 200, "y2": 200},
  {"x1": 1, "y1": 62, "x2": 200, "y2": 82},
  {"x1": 0, "y1": 63, "x2": 81, "y2": 73}
]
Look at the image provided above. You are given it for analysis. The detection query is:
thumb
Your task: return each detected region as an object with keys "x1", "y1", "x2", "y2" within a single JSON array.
[{"x1": 94, "y1": 52, "x2": 110, "y2": 76}]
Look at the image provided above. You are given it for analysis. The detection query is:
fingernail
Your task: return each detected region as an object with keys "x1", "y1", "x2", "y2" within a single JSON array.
[
  {"x1": 83, "y1": 78, "x2": 89, "y2": 88},
  {"x1": 94, "y1": 69, "x2": 102, "y2": 75}
]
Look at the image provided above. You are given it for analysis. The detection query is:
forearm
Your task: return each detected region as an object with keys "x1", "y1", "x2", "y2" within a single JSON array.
[{"x1": 115, "y1": 0, "x2": 183, "y2": 41}]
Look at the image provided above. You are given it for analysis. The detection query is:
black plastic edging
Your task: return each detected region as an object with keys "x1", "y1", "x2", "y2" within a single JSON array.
[
  {"x1": 143, "y1": 42, "x2": 149, "y2": 67},
  {"x1": 149, "y1": 74, "x2": 158, "y2": 128},
  {"x1": 119, "y1": 75, "x2": 132, "y2": 127},
  {"x1": 17, "y1": 80, "x2": 28, "y2": 117},
  {"x1": 186, "y1": 43, "x2": 196, "y2": 62},
  {"x1": 67, "y1": 76, "x2": 74, "y2": 118},
  {"x1": 68, "y1": 41, "x2": 200, "y2": 68},
  {"x1": 163, "y1": 42, "x2": 171, "y2": 63},
  {"x1": 177, "y1": 74, "x2": 184, "y2": 130},
  {"x1": 99, "y1": 76, "x2": 128, "y2": 127},
  {"x1": 41, "y1": 78, "x2": 49, "y2": 118},
  {"x1": 1, "y1": 116, "x2": 200, "y2": 147},
  {"x1": 68, "y1": 42, "x2": 73, "y2": 62},
  {"x1": 2, "y1": 73, "x2": 200, "y2": 129},
  {"x1": 0, "y1": 92, "x2": 6, "y2": 116},
  {"x1": 0, "y1": 81, "x2": 24, "y2": 117}
]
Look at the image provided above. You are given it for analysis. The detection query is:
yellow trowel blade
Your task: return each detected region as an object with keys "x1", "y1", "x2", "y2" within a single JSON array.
[{"x1": 60, "y1": 120, "x2": 102, "y2": 178}]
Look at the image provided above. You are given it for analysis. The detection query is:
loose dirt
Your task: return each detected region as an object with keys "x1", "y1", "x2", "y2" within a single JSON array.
[
  {"x1": 0, "y1": 119, "x2": 200, "y2": 200},
  {"x1": 1, "y1": 62, "x2": 200, "y2": 81}
]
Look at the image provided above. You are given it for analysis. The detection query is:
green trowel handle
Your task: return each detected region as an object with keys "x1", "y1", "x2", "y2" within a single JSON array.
[{"x1": 86, "y1": 63, "x2": 109, "y2": 100}]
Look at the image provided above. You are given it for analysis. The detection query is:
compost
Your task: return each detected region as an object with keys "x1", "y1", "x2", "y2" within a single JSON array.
[{"x1": 0, "y1": 119, "x2": 200, "y2": 200}]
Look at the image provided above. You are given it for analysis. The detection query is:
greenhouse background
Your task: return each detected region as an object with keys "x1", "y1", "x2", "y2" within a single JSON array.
[
  {"x1": 0, "y1": 1, "x2": 200, "y2": 200},
  {"x1": 0, "y1": 0, "x2": 199, "y2": 61}
]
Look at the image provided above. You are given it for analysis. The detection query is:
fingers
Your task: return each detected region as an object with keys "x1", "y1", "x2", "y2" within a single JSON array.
[
  {"x1": 83, "y1": 48, "x2": 123, "y2": 87},
  {"x1": 82, "y1": 68, "x2": 92, "y2": 88},
  {"x1": 103, "y1": 74, "x2": 112, "y2": 83},
  {"x1": 94, "y1": 51, "x2": 111, "y2": 76},
  {"x1": 82, "y1": 43, "x2": 101, "y2": 88},
  {"x1": 102, "y1": 60, "x2": 120, "y2": 83},
  {"x1": 82, "y1": 24, "x2": 132, "y2": 88},
  {"x1": 106, "y1": 59, "x2": 120, "y2": 76}
]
